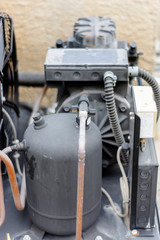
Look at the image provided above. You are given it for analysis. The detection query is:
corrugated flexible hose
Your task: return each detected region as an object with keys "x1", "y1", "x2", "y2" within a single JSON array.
[
  {"x1": 138, "y1": 68, "x2": 160, "y2": 121},
  {"x1": 103, "y1": 72, "x2": 127, "y2": 161}
]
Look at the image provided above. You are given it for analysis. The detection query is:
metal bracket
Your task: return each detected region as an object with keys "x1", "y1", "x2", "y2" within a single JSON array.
[{"x1": 13, "y1": 225, "x2": 45, "y2": 240}]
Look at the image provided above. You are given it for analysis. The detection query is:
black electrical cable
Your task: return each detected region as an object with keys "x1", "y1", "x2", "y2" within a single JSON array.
[
  {"x1": 138, "y1": 68, "x2": 160, "y2": 121},
  {"x1": 104, "y1": 73, "x2": 128, "y2": 162}
]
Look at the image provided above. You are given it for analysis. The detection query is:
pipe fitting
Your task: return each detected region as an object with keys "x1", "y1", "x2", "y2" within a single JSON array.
[
  {"x1": 128, "y1": 66, "x2": 139, "y2": 77},
  {"x1": 103, "y1": 71, "x2": 117, "y2": 86}
]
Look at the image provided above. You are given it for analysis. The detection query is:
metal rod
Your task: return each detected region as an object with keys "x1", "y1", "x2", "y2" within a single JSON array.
[
  {"x1": 18, "y1": 72, "x2": 45, "y2": 86},
  {"x1": 76, "y1": 111, "x2": 87, "y2": 240},
  {"x1": 29, "y1": 84, "x2": 47, "y2": 124}
]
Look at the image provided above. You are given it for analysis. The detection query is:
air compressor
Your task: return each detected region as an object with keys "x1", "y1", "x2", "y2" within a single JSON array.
[{"x1": 0, "y1": 15, "x2": 160, "y2": 240}]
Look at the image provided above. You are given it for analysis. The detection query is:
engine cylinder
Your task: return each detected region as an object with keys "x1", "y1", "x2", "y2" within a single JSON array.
[{"x1": 24, "y1": 113, "x2": 102, "y2": 235}]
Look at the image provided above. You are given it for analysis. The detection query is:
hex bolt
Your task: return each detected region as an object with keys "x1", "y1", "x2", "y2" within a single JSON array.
[
  {"x1": 63, "y1": 103, "x2": 72, "y2": 112},
  {"x1": 33, "y1": 113, "x2": 45, "y2": 127},
  {"x1": 95, "y1": 236, "x2": 103, "y2": 240},
  {"x1": 23, "y1": 235, "x2": 31, "y2": 240},
  {"x1": 140, "y1": 205, "x2": 146, "y2": 211},
  {"x1": 119, "y1": 103, "x2": 127, "y2": 112}
]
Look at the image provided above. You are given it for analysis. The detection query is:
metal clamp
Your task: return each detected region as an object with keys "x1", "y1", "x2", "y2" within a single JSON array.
[
  {"x1": 128, "y1": 66, "x2": 139, "y2": 77},
  {"x1": 103, "y1": 71, "x2": 117, "y2": 87}
]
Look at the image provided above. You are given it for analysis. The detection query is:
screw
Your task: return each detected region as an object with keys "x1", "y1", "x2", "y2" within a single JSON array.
[
  {"x1": 95, "y1": 236, "x2": 103, "y2": 240},
  {"x1": 23, "y1": 235, "x2": 31, "y2": 240},
  {"x1": 54, "y1": 72, "x2": 62, "y2": 79},
  {"x1": 131, "y1": 229, "x2": 139, "y2": 236},
  {"x1": 140, "y1": 194, "x2": 147, "y2": 200},
  {"x1": 140, "y1": 205, "x2": 146, "y2": 211},
  {"x1": 73, "y1": 72, "x2": 80, "y2": 79}
]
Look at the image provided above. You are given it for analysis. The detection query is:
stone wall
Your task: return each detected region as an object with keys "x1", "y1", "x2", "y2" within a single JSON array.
[{"x1": 1, "y1": 0, "x2": 160, "y2": 73}]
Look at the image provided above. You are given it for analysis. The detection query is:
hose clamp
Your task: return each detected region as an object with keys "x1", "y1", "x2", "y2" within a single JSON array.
[{"x1": 103, "y1": 71, "x2": 117, "y2": 87}]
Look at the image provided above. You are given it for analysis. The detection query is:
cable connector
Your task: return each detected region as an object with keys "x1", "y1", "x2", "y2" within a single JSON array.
[
  {"x1": 122, "y1": 142, "x2": 130, "y2": 151},
  {"x1": 103, "y1": 71, "x2": 117, "y2": 87},
  {"x1": 11, "y1": 140, "x2": 26, "y2": 151},
  {"x1": 12, "y1": 139, "x2": 19, "y2": 145},
  {"x1": 13, "y1": 151, "x2": 20, "y2": 159},
  {"x1": 73, "y1": 94, "x2": 96, "y2": 126},
  {"x1": 128, "y1": 66, "x2": 139, "y2": 77}
]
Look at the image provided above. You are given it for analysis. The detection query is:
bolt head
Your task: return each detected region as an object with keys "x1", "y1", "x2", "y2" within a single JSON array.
[
  {"x1": 63, "y1": 103, "x2": 72, "y2": 112},
  {"x1": 131, "y1": 229, "x2": 139, "y2": 236},
  {"x1": 95, "y1": 236, "x2": 103, "y2": 240},
  {"x1": 32, "y1": 112, "x2": 41, "y2": 121},
  {"x1": 119, "y1": 103, "x2": 127, "y2": 112},
  {"x1": 23, "y1": 235, "x2": 31, "y2": 240}
]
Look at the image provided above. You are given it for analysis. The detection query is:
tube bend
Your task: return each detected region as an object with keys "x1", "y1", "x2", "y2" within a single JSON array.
[
  {"x1": 0, "y1": 151, "x2": 25, "y2": 212},
  {"x1": 138, "y1": 68, "x2": 160, "y2": 121},
  {"x1": 128, "y1": 66, "x2": 160, "y2": 121}
]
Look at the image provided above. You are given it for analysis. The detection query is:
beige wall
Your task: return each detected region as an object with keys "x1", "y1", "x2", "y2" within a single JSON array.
[{"x1": 0, "y1": 0, "x2": 160, "y2": 73}]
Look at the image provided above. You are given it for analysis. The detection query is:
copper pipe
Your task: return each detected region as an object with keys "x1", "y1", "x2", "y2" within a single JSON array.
[
  {"x1": 0, "y1": 147, "x2": 12, "y2": 226},
  {"x1": 29, "y1": 84, "x2": 48, "y2": 124},
  {"x1": 0, "y1": 151, "x2": 25, "y2": 211},
  {"x1": 0, "y1": 161, "x2": 5, "y2": 226},
  {"x1": 76, "y1": 111, "x2": 87, "y2": 240}
]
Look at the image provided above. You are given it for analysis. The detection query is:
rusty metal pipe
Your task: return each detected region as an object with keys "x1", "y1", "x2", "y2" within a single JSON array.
[
  {"x1": 0, "y1": 151, "x2": 25, "y2": 213},
  {"x1": 76, "y1": 110, "x2": 88, "y2": 240}
]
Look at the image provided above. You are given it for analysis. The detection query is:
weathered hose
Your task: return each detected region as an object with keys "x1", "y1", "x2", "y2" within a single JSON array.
[
  {"x1": 103, "y1": 71, "x2": 126, "y2": 152},
  {"x1": 138, "y1": 68, "x2": 160, "y2": 121}
]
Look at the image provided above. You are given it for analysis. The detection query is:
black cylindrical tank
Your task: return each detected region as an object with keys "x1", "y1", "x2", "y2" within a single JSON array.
[{"x1": 24, "y1": 113, "x2": 102, "y2": 235}]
